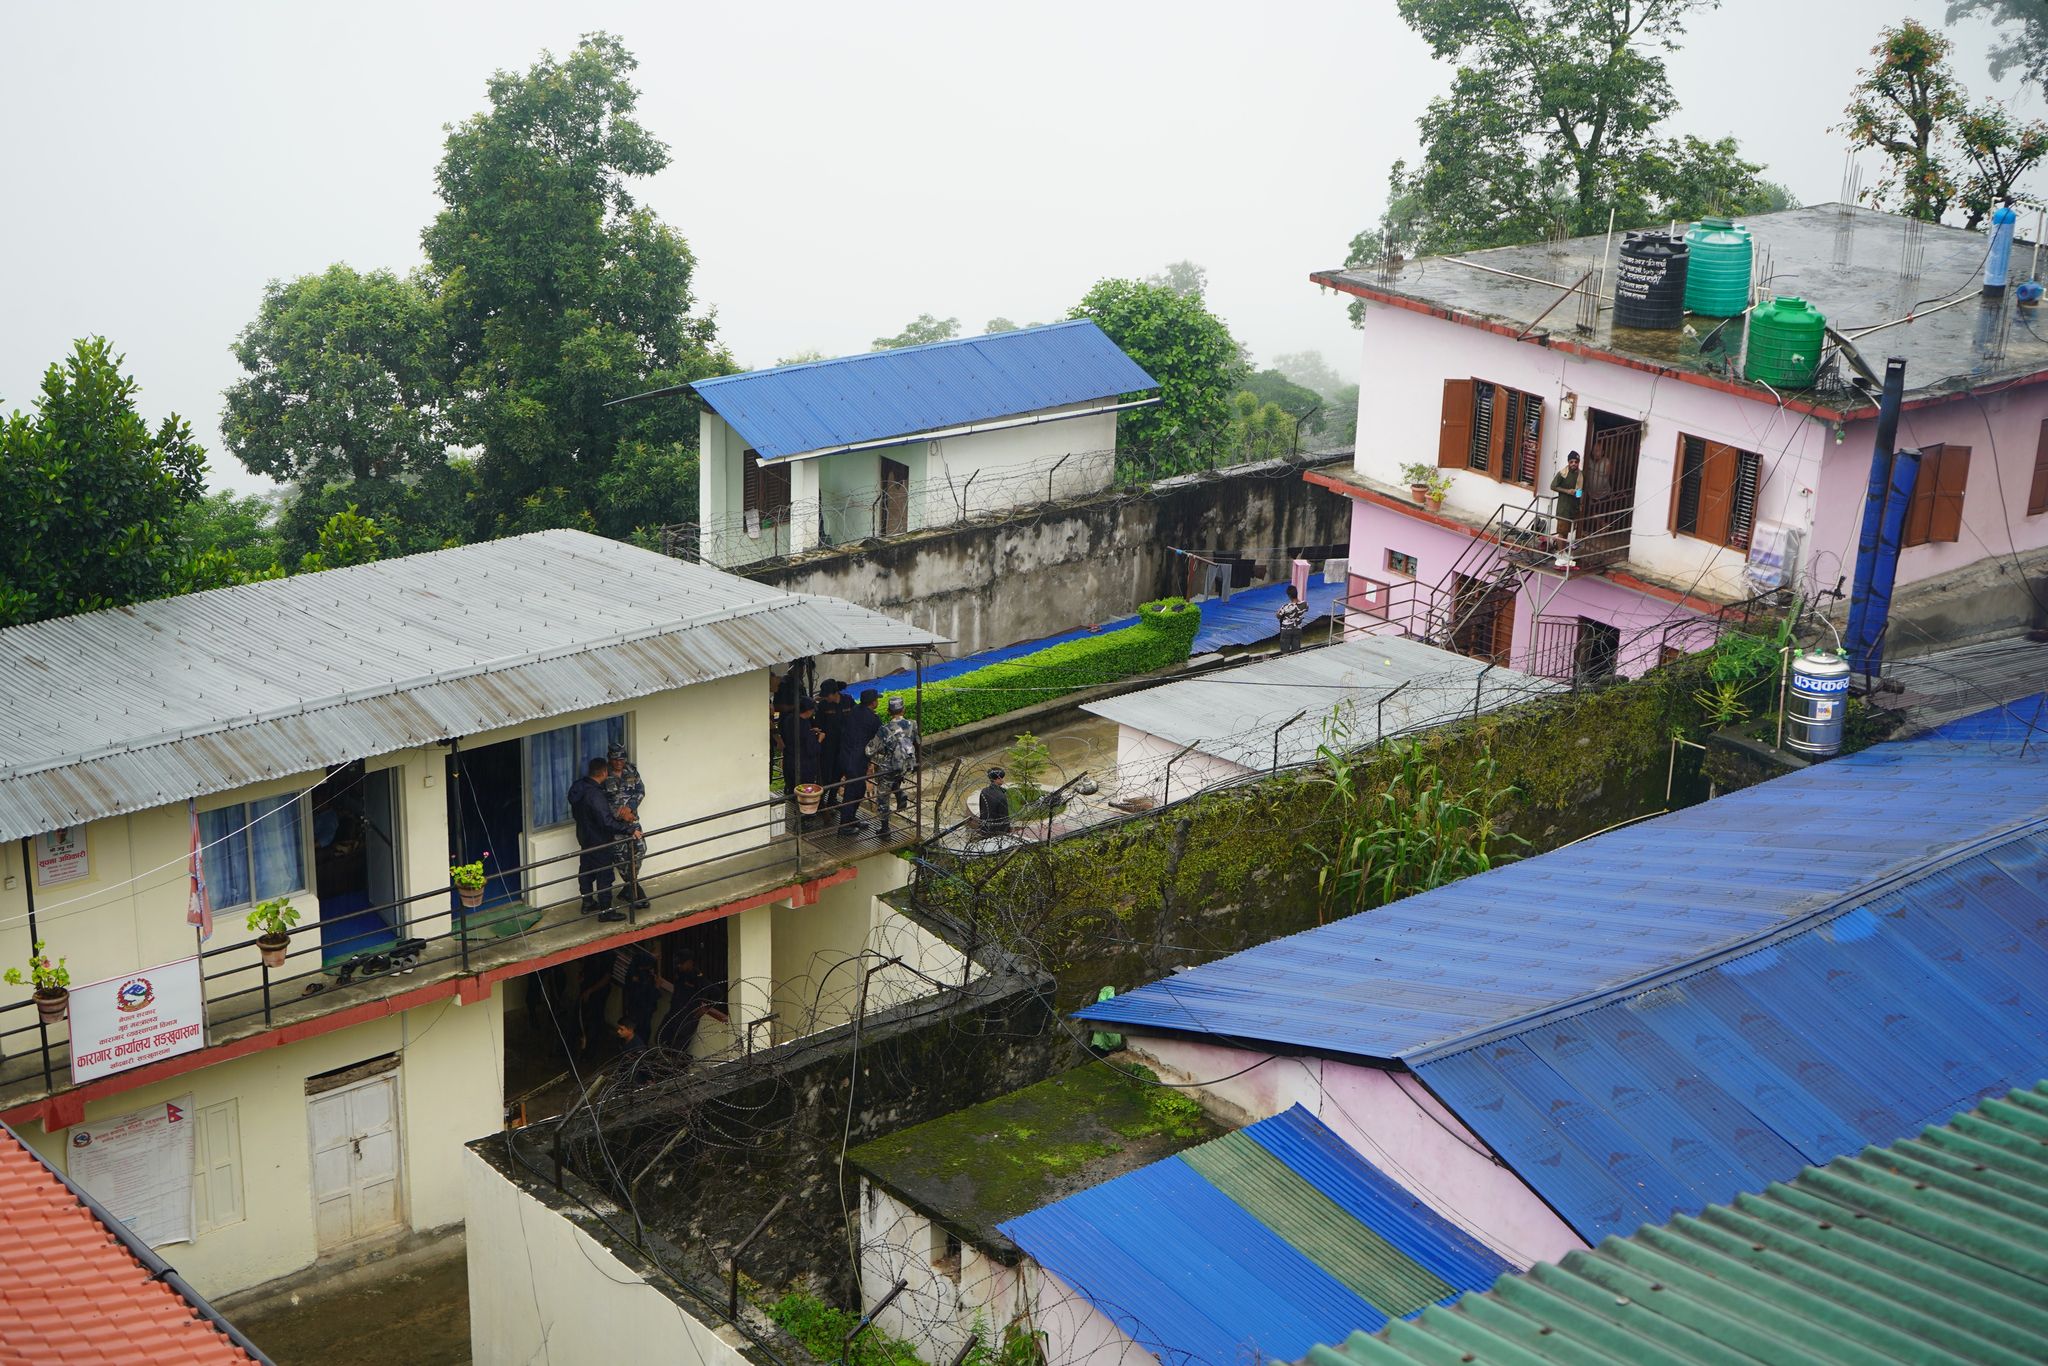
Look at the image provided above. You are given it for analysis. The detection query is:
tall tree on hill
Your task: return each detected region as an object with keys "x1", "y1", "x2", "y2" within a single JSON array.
[
  {"x1": 422, "y1": 33, "x2": 727, "y2": 539},
  {"x1": 1946, "y1": 0, "x2": 2048, "y2": 92},
  {"x1": 872, "y1": 314, "x2": 960, "y2": 349},
  {"x1": 1342, "y1": 0, "x2": 1784, "y2": 315},
  {"x1": 1069, "y1": 278, "x2": 1246, "y2": 478},
  {"x1": 1, "y1": 339, "x2": 209, "y2": 625}
]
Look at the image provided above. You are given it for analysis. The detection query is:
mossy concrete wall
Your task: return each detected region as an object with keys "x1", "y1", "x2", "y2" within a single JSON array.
[
  {"x1": 751, "y1": 455, "x2": 1351, "y2": 658},
  {"x1": 552, "y1": 920, "x2": 1064, "y2": 1308},
  {"x1": 918, "y1": 659, "x2": 1726, "y2": 1013}
]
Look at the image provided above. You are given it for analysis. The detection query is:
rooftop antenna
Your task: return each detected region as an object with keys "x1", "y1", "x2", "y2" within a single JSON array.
[{"x1": 1374, "y1": 225, "x2": 1399, "y2": 284}]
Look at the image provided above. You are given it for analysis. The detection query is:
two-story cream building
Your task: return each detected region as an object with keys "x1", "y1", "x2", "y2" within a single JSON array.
[{"x1": 0, "y1": 529, "x2": 944, "y2": 1297}]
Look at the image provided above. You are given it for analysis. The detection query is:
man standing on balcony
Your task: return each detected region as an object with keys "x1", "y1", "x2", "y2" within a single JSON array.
[
  {"x1": 569, "y1": 756, "x2": 634, "y2": 922},
  {"x1": 604, "y1": 742, "x2": 650, "y2": 911},
  {"x1": 1551, "y1": 450, "x2": 1583, "y2": 547},
  {"x1": 837, "y1": 689, "x2": 883, "y2": 833}
]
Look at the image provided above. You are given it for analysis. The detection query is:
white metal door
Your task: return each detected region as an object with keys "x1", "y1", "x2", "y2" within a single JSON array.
[{"x1": 308, "y1": 1072, "x2": 402, "y2": 1250}]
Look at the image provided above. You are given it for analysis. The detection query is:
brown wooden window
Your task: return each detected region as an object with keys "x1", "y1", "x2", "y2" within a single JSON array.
[
  {"x1": 1671, "y1": 434, "x2": 1762, "y2": 552},
  {"x1": 741, "y1": 449, "x2": 791, "y2": 522},
  {"x1": 2029, "y1": 421, "x2": 2048, "y2": 517},
  {"x1": 1437, "y1": 379, "x2": 1541, "y2": 488},
  {"x1": 1904, "y1": 443, "x2": 1970, "y2": 546}
]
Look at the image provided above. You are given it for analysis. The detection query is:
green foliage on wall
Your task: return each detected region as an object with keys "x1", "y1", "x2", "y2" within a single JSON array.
[{"x1": 888, "y1": 598, "x2": 1199, "y2": 733}]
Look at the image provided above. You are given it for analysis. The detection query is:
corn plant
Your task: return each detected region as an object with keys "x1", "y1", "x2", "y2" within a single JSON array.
[{"x1": 1308, "y1": 717, "x2": 1526, "y2": 922}]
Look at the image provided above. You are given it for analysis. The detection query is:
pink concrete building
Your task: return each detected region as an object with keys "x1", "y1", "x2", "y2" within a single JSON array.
[{"x1": 1306, "y1": 204, "x2": 2048, "y2": 679}]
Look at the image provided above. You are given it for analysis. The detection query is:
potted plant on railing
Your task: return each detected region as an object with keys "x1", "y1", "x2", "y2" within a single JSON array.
[
  {"x1": 1400, "y1": 462, "x2": 1435, "y2": 504},
  {"x1": 1425, "y1": 472, "x2": 1451, "y2": 512},
  {"x1": 247, "y1": 898, "x2": 300, "y2": 969},
  {"x1": 450, "y1": 858, "x2": 488, "y2": 910},
  {"x1": 4, "y1": 944, "x2": 70, "y2": 1024}
]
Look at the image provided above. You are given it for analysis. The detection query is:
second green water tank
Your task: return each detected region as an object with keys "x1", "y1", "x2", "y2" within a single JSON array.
[
  {"x1": 1684, "y1": 217, "x2": 1752, "y2": 316},
  {"x1": 1744, "y1": 296, "x2": 1827, "y2": 387}
]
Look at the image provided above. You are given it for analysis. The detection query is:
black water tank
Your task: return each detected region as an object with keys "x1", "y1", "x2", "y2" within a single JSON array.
[{"x1": 1613, "y1": 231, "x2": 1690, "y2": 329}]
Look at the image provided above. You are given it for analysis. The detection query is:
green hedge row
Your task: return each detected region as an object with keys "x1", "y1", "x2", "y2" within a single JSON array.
[{"x1": 888, "y1": 598, "x2": 1201, "y2": 733}]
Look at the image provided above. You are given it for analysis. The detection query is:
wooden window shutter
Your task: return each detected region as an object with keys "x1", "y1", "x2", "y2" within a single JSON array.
[
  {"x1": 1902, "y1": 452, "x2": 1936, "y2": 547},
  {"x1": 2032, "y1": 420, "x2": 2048, "y2": 516},
  {"x1": 1673, "y1": 435, "x2": 1705, "y2": 534},
  {"x1": 1727, "y1": 450, "x2": 1762, "y2": 551},
  {"x1": 1694, "y1": 441, "x2": 1738, "y2": 544},
  {"x1": 1928, "y1": 444, "x2": 1970, "y2": 543},
  {"x1": 1438, "y1": 379, "x2": 1475, "y2": 469},
  {"x1": 1510, "y1": 391, "x2": 1543, "y2": 487},
  {"x1": 1475, "y1": 384, "x2": 1503, "y2": 474},
  {"x1": 742, "y1": 449, "x2": 763, "y2": 513}
]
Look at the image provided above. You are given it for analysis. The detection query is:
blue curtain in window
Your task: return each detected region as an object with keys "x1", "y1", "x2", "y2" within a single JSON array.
[
  {"x1": 199, "y1": 806, "x2": 250, "y2": 911},
  {"x1": 250, "y1": 794, "x2": 304, "y2": 901},
  {"x1": 529, "y1": 716, "x2": 626, "y2": 826},
  {"x1": 197, "y1": 797, "x2": 306, "y2": 911}
]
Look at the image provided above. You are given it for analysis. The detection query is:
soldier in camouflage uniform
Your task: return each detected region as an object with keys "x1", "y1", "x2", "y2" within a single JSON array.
[{"x1": 604, "y1": 741, "x2": 650, "y2": 909}]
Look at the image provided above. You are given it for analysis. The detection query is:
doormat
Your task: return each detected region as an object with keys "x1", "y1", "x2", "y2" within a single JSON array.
[{"x1": 469, "y1": 902, "x2": 544, "y2": 937}]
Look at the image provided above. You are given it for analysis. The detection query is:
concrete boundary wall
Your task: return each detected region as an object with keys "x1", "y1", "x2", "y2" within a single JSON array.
[{"x1": 749, "y1": 455, "x2": 1353, "y2": 658}]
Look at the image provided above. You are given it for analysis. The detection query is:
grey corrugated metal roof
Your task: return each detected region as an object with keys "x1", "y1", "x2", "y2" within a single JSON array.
[
  {"x1": 1081, "y1": 635, "x2": 1563, "y2": 769},
  {"x1": 0, "y1": 530, "x2": 946, "y2": 841}
]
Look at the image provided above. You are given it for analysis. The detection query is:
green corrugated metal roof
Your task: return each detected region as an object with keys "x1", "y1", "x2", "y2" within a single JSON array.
[
  {"x1": 1181, "y1": 1129, "x2": 1456, "y2": 1318},
  {"x1": 1306, "y1": 1083, "x2": 2048, "y2": 1366}
]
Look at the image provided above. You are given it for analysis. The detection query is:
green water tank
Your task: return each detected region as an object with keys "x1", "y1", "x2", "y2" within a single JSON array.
[
  {"x1": 1744, "y1": 296, "x2": 1827, "y2": 387},
  {"x1": 1683, "y1": 217, "x2": 1753, "y2": 316}
]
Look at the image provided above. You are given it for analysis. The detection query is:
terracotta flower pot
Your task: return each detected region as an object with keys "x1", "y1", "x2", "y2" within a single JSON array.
[
  {"x1": 457, "y1": 884, "x2": 484, "y2": 909},
  {"x1": 795, "y1": 783, "x2": 824, "y2": 815},
  {"x1": 1427, "y1": 495, "x2": 1445, "y2": 511},
  {"x1": 257, "y1": 934, "x2": 289, "y2": 970},
  {"x1": 33, "y1": 988, "x2": 67, "y2": 1025},
  {"x1": 1409, "y1": 483, "x2": 1429, "y2": 504}
]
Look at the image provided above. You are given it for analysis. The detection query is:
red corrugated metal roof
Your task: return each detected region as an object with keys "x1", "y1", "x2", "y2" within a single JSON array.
[{"x1": 0, "y1": 1125, "x2": 259, "y2": 1364}]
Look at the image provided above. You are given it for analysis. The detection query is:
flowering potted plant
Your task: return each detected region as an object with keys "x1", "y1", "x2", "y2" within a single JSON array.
[
  {"x1": 1400, "y1": 462, "x2": 1435, "y2": 504},
  {"x1": 5, "y1": 943, "x2": 71, "y2": 1023},
  {"x1": 1425, "y1": 472, "x2": 1452, "y2": 512},
  {"x1": 450, "y1": 858, "x2": 488, "y2": 909},
  {"x1": 246, "y1": 897, "x2": 300, "y2": 969}
]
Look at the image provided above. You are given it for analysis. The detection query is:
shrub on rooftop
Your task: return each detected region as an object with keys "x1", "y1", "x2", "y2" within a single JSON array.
[{"x1": 887, "y1": 598, "x2": 1200, "y2": 733}]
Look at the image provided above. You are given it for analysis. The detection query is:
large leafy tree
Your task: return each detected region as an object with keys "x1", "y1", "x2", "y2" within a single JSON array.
[
  {"x1": 222, "y1": 264, "x2": 446, "y2": 488},
  {"x1": 1069, "y1": 278, "x2": 1246, "y2": 478},
  {"x1": 1345, "y1": 0, "x2": 1782, "y2": 296},
  {"x1": 0, "y1": 339, "x2": 209, "y2": 625},
  {"x1": 1842, "y1": 18, "x2": 2047, "y2": 228},
  {"x1": 422, "y1": 33, "x2": 725, "y2": 539},
  {"x1": 1947, "y1": 0, "x2": 2048, "y2": 92}
]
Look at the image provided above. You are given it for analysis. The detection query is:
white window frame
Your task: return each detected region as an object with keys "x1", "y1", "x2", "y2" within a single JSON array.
[
  {"x1": 524, "y1": 713, "x2": 633, "y2": 833},
  {"x1": 198, "y1": 794, "x2": 312, "y2": 914}
]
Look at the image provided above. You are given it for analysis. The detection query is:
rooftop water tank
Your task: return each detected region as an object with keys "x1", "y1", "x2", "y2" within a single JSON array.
[
  {"x1": 1785, "y1": 650, "x2": 1852, "y2": 757},
  {"x1": 1613, "y1": 232, "x2": 1690, "y2": 329},
  {"x1": 1684, "y1": 217, "x2": 1752, "y2": 317},
  {"x1": 1744, "y1": 296, "x2": 1827, "y2": 388}
]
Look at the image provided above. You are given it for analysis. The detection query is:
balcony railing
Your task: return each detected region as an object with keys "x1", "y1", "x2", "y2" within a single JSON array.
[{"x1": 0, "y1": 770, "x2": 921, "y2": 1108}]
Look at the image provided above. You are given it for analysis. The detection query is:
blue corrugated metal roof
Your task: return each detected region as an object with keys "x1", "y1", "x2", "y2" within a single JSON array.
[
  {"x1": 691, "y1": 320, "x2": 1158, "y2": 461},
  {"x1": 1414, "y1": 816, "x2": 2048, "y2": 1246},
  {"x1": 997, "y1": 1106, "x2": 1510, "y2": 1366},
  {"x1": 1075, "y1": 726, "x2": 2048, "y2": 1063}
]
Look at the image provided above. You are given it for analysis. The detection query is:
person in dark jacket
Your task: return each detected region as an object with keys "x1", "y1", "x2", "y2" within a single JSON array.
[
  {"x1": 788, "y1": 696, "x2": 825, "y2": 812},
  {"x1": 568, "y1": 756, "x2": 635, "y2": 921},
  {"x1": 976, "y1": 767, "x2": 1012, "y2": 838},
  {"x1": 816, "y1": 680, "x2": 846, "y2": 811},
  {"x1": 837, "y1": 689, "x2": 883, "y2": 832}
]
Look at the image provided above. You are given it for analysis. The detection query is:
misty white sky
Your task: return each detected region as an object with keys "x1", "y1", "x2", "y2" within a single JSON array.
[{"x1": 0, "y1": 0, "x2": 2033, "y2": 494}]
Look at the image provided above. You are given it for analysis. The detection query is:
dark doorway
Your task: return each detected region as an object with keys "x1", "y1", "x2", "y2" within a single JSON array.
[
  {"x1": 1579, "y1": 410, "x2": 1643, "y2": 564},
  {"x1": 880, "y1": 458, "x2": 910, "y2": 536},
  {"x1": 448, "y1": 739, "x2": 524, "y2": 912},
  {"x1": 1574, "y1": 617, "x2": 1622, "y2": 682},
  {"x1": 1451, "y1": 572, "x2": 1515, "y2": 664},
  {"x1": 314, "y1": 763, "x2": 402, "y2": 963}
]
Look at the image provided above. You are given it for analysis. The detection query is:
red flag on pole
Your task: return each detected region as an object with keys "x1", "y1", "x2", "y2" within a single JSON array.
[{"x1": 186, "y1": 798, "x2": 213, "y2": 942}]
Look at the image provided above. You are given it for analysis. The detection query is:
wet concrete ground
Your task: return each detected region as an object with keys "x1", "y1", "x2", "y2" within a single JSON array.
[{"x1": 223, "y1": 1229, "x2": 472, "y2": 1366}]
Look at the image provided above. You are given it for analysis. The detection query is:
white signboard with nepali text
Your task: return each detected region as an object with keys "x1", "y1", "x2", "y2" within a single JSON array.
[
  {"x1": 69, "y1": 957, "x2": 206, "y2": 1085},
  {"x1": 68, "y1": 1095, "x2": 196, "y2": 1247},
  {"x1": 35, "y1": 827, "x2": 87, "y2": 886}
]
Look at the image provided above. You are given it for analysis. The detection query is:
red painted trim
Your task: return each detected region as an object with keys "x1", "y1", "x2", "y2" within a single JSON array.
[
  {"x1": 1308, "y1": 271, "x2": 1904, "y2": 423},
  {"x1": 0, "y1": 864, "x2": 859, "y2": 1132},
  {"x1": 1302, "y1": 467, "x2": 1477, "y2": 535}
]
